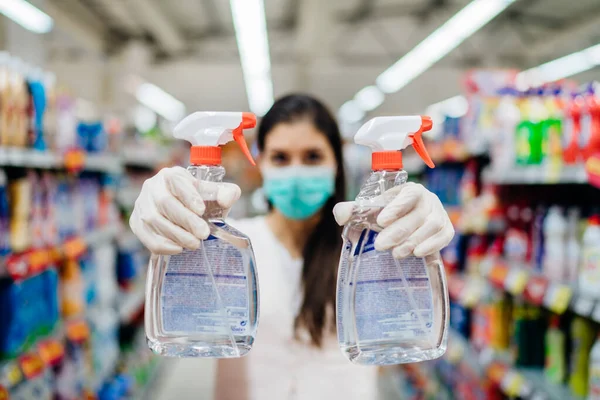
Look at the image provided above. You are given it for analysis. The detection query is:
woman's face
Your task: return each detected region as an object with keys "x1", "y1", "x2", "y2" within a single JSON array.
[{"x1": 259, "y1": 120, "x2": 337, "y2": 170}]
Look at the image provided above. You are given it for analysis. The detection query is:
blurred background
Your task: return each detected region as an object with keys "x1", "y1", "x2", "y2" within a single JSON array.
[{"x1": 0, "y1": 0, "x2": 600, "y2": 399}]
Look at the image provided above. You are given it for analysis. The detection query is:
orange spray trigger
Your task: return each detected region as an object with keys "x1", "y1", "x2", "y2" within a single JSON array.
[
  {"x1": 409, "y1": 116, "x2": 435, "y2": 168},
  {"x1": 233, "y1": 113, "x2": 257, "y2": 166}
]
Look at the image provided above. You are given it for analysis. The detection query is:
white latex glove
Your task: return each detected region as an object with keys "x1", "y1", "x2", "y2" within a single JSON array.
[
  {"x1": 129, "y1": 166, "x2": 241, "y2": 255},
  {"x1": 333, "y1": 182, "x2": 454, "y2": 258}
]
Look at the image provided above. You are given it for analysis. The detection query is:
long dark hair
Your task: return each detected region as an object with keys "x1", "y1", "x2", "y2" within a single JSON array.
[{"x1": 257, "y1": 94, "x2": 346, "y2": 346}]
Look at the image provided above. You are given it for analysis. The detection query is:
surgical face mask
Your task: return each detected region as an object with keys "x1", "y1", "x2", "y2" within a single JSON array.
[{"x1": 262, "y1": 165, "x2": 336, "y2": 220}]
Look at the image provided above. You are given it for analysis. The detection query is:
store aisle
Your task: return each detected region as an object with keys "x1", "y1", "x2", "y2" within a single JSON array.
[{"x1": 151, "y1": 359, "x2": 216, "y2": 400}]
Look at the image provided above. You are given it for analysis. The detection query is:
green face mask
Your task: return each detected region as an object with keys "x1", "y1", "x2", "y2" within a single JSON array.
[{"x1": 262, "y1": 166, "x2": 336, "y2": 220}]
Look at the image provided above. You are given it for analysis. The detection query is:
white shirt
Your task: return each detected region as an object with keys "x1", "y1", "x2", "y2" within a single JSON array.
[{"x1": 230, "y1": 216, "x2": 378, "y2": 400}]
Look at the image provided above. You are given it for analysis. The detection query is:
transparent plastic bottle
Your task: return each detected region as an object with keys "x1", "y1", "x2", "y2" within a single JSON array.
[
  {"x1": 336, "y1": 116, "x2": 449, "y2": 365},
  {"x1": 145, "y1": 112, "x2": 259, "y2": 358}
]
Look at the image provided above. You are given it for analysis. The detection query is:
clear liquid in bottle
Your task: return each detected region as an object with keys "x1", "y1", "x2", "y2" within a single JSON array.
[
  {"x1": 145, "y1": 165, "x2": 259, "y2": 358},
  {"x1": 336, "y1": 169, "x2": 449, "y2": 365}
]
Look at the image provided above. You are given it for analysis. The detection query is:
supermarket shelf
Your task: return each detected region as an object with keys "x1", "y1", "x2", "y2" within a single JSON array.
[
  {"x1": 482, "y1": 165, "x2": 588, "y2": 185},
  {"x1": 449, "y1": 330, "x2": 582, "y2": 400},
  {"x1": 0, "y1": 147, "x2": 123, "y2": 173},
  {"x1": 448, "y1": 262, "x2": 600, "y2": 322}
]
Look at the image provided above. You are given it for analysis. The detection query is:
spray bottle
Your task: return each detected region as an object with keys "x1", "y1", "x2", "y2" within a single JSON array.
[
  {"x1": 581, "y1": 84, "x2": 600, "y2": 160},
  {"x1": 145, "y1": 112, "x2": 259, "y2": 358},
  {"x1": 564, "y1": 94, "x2": 584, "y2": 164},
  {"x1": 336, "y1": 115, "x2": 449, "y2": 365}
]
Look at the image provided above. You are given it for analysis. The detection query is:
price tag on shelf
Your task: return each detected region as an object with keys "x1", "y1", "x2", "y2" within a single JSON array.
[
  {"x1": 504, "y1": 268, "x2": 528, "y2": 296},
  {"x1": 66, "y1": 320, "x2": 90, "y2": 343},
  {"x1": 500, "y1": 370, "x2": 525, "y2": 398},
  {"x1": 591, "y1": 302, "x2": 600, "y2": 323},
  {"x1": 543, "y1": 283, "x2": 572, "y2": 314},
  {"x1": 63, "y1": 237, "x2": 87, "y2": 260},
  {"x1": 18, "y1": 353, "x2": 45, "y2": 380},
  {"x1": 63, "y1": 148, "x2": 86, "y2": 173},
  {"x1": 572, "y1": 295, "x2": 595, "y2": 317},
  {"x1": 38, "y1": 339, "x2": 65, "y2": 366},
  {"x1": 523, "y1": 277, "x2": 549, "y2": 306},
  {"x1": 1, "y1": 361, "x2": 23, "y2": 387}
]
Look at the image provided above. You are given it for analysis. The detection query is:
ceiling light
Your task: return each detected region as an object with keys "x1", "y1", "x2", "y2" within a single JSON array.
[
  {"x1": 376, "y1": 0, "x2": 516, "y2": 94},
  {"x1": 0, "y1": 0, "x2": 53, "y2": 34},
  {"x1": 230, "y1": 0, "x2": 274, "y2": 116},
  {"x1": 136, "y1": 82, "x2": 185, "y2": 122},
  {"x1": 339, "y1": 100, "x2": 365, "y2": 124},
  {"x1": 518, "y1": 42, "x2": 600, "y2": 86},
  {"x1": 354, "y1": 86, "x2": 385, "y2": 112}
]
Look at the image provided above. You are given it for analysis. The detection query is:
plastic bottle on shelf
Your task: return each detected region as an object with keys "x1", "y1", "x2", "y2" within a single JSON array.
[
  {"x1": 542, "y1": 206, "x2": 566, "y2": 282},
  {"x1": 563, "y1": 94, "x2": 584, "y2": 165},
  {"x1": 492, "y1": 87, "x2": 520, "y2": 169},
  {"x1": 579, "y1": 215, "x2": 600, "y2": 300},
  {"x1": 336, "y1": 115, "x2": 449, "y2": 365},
  {"x1": 529, "y1": 88, "x2": 548, "y2": 164},
  {"x1": 515, "y1": 91, "x2": 535, "y2": 165},
  {"x1": 544, "y1": 315, "x2": 566, "y2": 384},
  {"x1": 565, "y1": 207, "x2": 581, "y2": 285},
  {"x1": 589, "y1": 332, "x2": 600, "y2": 400},
  {"x1": 570, "y1": 317, "x2": 596, "y2": 397},
  {"x1": 581, "y1": 84, "x2": 600, "y2": 160},
  {"x1": 542, "y1": 86, "x2": 564, "y2": 166},
  {"x1": 146, "y1": 112, "x2": 259, "y2": 358}
]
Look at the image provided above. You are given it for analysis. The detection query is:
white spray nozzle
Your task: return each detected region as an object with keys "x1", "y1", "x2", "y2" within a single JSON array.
[
  {"x1": 354, "y1": 115, "x2": 434, "y2": 169},
  {"x1": 174, "y1": 111, "x2": 256, "y2": 165},
  {"x1": 174, "y1": 112, "x2": 253, "y2": 146}
]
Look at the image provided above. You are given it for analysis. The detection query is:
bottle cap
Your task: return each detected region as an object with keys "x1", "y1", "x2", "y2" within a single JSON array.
[
  {"x1": 354, "y1": 115, "x2": 434, "y2": 171},
  {"x1": 174, "y1": 112, "x2": 257, "y2": 166}
]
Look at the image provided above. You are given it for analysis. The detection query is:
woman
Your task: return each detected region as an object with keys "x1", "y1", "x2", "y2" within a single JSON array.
[{"x1": 130, "y1": 94, "x2": 454, "y2": 399}]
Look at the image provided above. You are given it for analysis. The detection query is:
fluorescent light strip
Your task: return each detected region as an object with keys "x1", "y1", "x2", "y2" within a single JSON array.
[
  {"x1": 354, "y1": 85, "x2": 385, "y2": 112},
  {"x1": 136, "y1": 82, "x2": 185, "y2": 122},
  {"x1": 518, "y1": 42, "x2": 600, "y2": 85},
  {"x1": 230, "y1": 0, "x2": 274, "y2": 116},
  {"x1": 376, "y1": 0, "x2": 516, "y2": 94},
  {"x1": 0, "y1": 0, "x2": 53, "y2": 34}
]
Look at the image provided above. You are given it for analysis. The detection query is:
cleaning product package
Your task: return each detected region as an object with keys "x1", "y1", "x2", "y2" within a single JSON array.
[
  {"x1": 336, "y1": 116, "x2": 449, "y2": 365},
  {"x1": 145, "y1": 112, "x2": 259, "y2": 358}
]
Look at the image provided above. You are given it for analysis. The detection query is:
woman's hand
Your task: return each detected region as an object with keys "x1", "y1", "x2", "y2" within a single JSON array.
[
  {"x1": 129, "y1": 166, "x2": 241, "y2": 255},
  {"x1": 333, "y1": 182, "x2": 454, "y2": 258}
]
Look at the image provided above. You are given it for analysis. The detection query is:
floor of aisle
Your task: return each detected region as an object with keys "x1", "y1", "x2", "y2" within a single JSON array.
[{"x1": 150, "y1": 359, "x2": 216, "y2": 400}]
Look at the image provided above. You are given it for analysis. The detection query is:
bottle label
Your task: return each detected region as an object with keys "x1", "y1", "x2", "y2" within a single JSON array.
[
  {"x1": 590, "y1": 363, "x2": 600, "y2": 399},
  {"x1": 580, "y1": 115, "x2": 592, "y2": 148},
  {"x1": 161, "y1": 225, "x2": 251, "y2": 335},
  {"x1": 352, "y1": 229, "x2": 434, "y2": 342},
  {"x1": 582, "y1": 247, "x2": 600, "y2": 283}
]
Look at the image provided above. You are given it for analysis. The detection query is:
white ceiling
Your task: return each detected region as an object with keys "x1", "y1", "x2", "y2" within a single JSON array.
[{"x1": 41, "y1": 0, "x2": 600, "y2": 122}]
